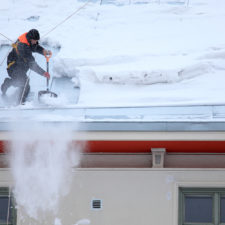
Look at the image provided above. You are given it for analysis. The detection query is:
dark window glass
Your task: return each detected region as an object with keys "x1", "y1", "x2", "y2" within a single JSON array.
[
  {"x1": 185, "y1": 196, "x2": 213, "y2": 223},
  {"x1": 0, "y1": 196, "x2": 12, "y2": 224},
  {"x1": 221, "y1": 197, "x2": 225, "y2": 222}
]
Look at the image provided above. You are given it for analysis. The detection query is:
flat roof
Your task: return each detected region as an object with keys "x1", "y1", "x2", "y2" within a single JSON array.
[{"x1": 0, "y1": 104, "x2": 224, "y2": 131}]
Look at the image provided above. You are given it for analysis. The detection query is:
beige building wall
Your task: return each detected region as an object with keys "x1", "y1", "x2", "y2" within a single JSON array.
[{"x1": 1, "y1": 168, "x2": 225, "y2": 225}]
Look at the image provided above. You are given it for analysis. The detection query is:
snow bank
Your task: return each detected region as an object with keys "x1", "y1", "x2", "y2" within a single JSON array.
[
  {"x1": 78, "y1": 61, "x2": 213, "y2": 85},
  {"x1": 53, "y1": 58, "x2": 80, "y2": 78}
]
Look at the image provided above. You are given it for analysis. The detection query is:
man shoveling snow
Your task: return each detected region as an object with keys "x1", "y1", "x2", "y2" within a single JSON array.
[{"x1": 1, "y1": 29, "x2": 51, "y2": 104}]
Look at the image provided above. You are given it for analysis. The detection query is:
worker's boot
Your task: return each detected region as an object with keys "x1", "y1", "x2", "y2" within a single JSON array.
[{"x1": 1, "y1": 78, "x2": 11, "y2": 96}]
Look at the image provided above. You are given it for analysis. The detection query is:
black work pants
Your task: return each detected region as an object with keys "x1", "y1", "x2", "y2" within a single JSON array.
[{"x1": 3, "y1": 67, "x2": 30, "y2": 103}]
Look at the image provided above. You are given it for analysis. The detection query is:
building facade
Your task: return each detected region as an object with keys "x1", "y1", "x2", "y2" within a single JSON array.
[{"x1": 0, "y1": 121, "x2": 225, "y2": 225}]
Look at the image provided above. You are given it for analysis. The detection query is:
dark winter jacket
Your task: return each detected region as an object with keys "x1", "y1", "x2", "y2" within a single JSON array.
[{"x1": 7, "y1": 32, "x2": 45, "y2": 75}]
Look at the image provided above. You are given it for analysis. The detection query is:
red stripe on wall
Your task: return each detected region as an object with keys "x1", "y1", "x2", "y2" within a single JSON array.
[
  {"x1": 0, "y1": 141, "x2": 7, "y2": 153},
  {"x1": 84, "y1": 141, "x2": 225, "y2": 153},
  {"x1": 1, "y1": 140, "x2": 225, "y2": 153}
]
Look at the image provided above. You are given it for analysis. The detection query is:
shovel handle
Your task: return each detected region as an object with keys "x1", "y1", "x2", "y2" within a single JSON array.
[
  {"x1": 47, "y1": 78, "x2": 49, "y2": 91},
  {"x1": 44, "y1": 51, "x2": 52, "y2": 91},
  {"x1": 44, "y1": 51, "x2": 52, "y2": 63}
]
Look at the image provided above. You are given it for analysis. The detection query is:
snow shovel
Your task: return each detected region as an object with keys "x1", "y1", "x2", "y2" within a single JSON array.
[{"x1": 38, "y1": 52, "x2": 57, "y2": 101}]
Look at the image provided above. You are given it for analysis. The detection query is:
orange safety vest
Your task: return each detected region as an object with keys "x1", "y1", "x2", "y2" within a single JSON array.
[
  {"x1": 18, "y1": 32, "x2": 30, "y2": 46},
  {"x1": 11, "y1": 32, "x2": 30, "y2": 56},
  {"x1": 8, "y1": 32, "x2": 29, "y2": 69}
]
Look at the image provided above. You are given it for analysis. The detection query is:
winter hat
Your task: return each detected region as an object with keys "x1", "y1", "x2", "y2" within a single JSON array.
[{"x1": 27, "y1": 29, "x2": 40, "y2": 40}]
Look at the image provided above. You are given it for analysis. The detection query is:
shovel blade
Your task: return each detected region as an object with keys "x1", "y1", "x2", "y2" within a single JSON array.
[{"x1": 38, "y1": 90, "x2": 58, "y2": 101}]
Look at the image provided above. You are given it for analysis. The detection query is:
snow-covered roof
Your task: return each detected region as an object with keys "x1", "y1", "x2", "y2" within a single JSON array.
[{"x1": 0, "y1": 0, "x2": 225, "y2": 122}]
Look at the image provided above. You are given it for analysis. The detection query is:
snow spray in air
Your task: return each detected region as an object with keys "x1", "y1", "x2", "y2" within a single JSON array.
[{"x1": 9, "y1": 122, "x2": 81, "y2": 221}]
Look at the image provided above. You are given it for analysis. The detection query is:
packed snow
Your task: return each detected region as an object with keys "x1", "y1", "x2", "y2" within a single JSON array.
[{"x1": 1, "y1": 0, "x2": 225, "y2": 107}]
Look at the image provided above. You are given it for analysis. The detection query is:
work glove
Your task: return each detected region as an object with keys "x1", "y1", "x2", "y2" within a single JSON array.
[
  {"x1": 43, "y1": 72, "x2": 50, "y2": 79},
  {"x1": 43, "y1": 49, "x2": 52, "y2": 56}
]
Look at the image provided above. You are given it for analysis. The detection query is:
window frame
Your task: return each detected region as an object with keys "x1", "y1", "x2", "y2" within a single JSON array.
[
  {"x1": 0, "y1": 187, "x2": 17, "y2": 225},
  {"x1": 179, "y1": 187, "x2": 225, "y2": 225}
]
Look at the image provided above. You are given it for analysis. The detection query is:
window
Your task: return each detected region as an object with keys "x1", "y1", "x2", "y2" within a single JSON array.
[
  {"x1": 179, "y1": 188, "x2": 225, "y2": 225},
  {"x1": 0, "y1": 187, "x2": 16, "y2": 225}
]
